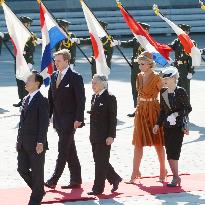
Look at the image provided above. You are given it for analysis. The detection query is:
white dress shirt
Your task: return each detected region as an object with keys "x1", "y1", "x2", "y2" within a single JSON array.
[{"x1": 28, "y1": 89, "x2": 40, "y2": 104}]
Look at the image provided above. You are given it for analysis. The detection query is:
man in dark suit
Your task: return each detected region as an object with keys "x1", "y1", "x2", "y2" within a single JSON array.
[
  {"x1": 16, "y1": 71, "x2": 49, "y2": 205},
  {"x1": 87, "y1": 74, "x2": 122, "y2": 195},
  {"x1": 45, "y1": 49, "x2": 85, "y2": 189}
]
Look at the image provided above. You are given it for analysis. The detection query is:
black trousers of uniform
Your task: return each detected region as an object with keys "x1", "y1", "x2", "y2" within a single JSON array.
[
  {"x1": 16, "y1": 79, "x2": 28, "y2": 101},
  {"x1": 91, "y1": 142, "x2": 121, "y2": 193},
  {"x1": 50, "y1": 129, "x2": 82, "y2": 184},
  {"x1": 17, "y1": 147, "x2": 45, "y2": 205},
  {"x1": 178, "y1": 77, "x2": 190, "y2": 102},
  {"x1": 164, "y1": 126, "x2": 184, "y2": 160}
]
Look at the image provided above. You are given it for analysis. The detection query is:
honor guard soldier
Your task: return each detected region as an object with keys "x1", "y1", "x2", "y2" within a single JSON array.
[
  {"x1": 13, "y1": 16, "x2": 41, "y2": 107},
  {"x1": 80, "y1": 20, "x2": 114, "y2": 77},
  {"x1": 169, "y1": 24, "x2": 195, "y2": 102},
  {"x1": 117, "y1": 23, "x2": 150, "y2": 117},
  {"x1": 55, "y1": 19, "x2": 79, "y2": 70}
]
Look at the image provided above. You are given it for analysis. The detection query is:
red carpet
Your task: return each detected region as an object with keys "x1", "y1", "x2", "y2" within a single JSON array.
[{"x1": 1, "y1": 173, "x2": 205, "y2": 205}]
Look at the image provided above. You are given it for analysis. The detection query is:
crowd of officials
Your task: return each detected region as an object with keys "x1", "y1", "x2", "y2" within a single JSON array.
[{"x1": 0, "y1": 16, "x2": 195, "y2": 205}]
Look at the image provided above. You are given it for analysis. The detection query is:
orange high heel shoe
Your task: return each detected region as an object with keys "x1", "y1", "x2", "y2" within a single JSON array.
[
  {"x1": 167, "y1": 176, "x2": 181, "y2": 187},
  {"x1": 158, "y1": 169, "x2": 168, "y2": 182},
  {"x1": 127, "y1": 171, "x2": 141, "y2": 184}
]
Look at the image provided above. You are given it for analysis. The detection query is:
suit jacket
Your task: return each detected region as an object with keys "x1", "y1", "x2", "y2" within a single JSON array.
[
  {"x1": 157, "y1": 86, "x2": 192, "y2": 128},
  {"x1": 48, "y1": 68, "x2": 85, "y2": 132},
  {"x1": 90, "y1": 90, "x2": 117, "y2": 143},
  {"x1": 17, "y1": 92, "x2": 49, "y2": 151}
]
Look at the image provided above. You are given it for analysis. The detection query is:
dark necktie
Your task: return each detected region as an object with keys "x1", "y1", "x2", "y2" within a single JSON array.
[{"x1": 23, "y1": 95, "x2": 30, "y2": 113}]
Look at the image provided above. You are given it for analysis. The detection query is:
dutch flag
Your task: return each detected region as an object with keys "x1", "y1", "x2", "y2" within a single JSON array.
[
  {"x1": 117, "y1": 1, "x2": 172, "y2": 66},
  {"x1": 39, "y1": 1, "x2": 67, "y2": 86}
]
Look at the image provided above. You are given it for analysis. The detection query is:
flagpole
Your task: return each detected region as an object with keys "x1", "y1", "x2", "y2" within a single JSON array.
[
  {"x1": 37, "y1": 0, "x2": 92, "y2": 65},
  {"x1": 81, "y1": 0, "x2": 132, "y2": 68}
]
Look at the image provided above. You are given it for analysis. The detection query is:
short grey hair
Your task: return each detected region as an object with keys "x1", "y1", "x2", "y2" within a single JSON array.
[{"x1": 92, "y1": 74, "x2": 108, "y2": 89}]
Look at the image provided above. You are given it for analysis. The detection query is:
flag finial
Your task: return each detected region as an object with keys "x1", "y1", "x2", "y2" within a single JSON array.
[
  {"x1": 116, "y1": 0, "x2": 122, "y2": 7},
  {"x1": 153, "y1": 4, "x2": 160, "y2": 16},
  {"x1": 199, "y1": 0, "x2": 205, "y2": 10},
  {"x1": 37, "y1": 0, "x2": 41, "y2": 4},
  {"x1": 0, "y1": 0, "x2": 5, "y2": 6}
]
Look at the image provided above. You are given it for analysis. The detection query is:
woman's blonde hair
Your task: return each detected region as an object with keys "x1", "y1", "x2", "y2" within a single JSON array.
[{"x1": 137, "y1": 51, "x2": 156, "y2": 68}]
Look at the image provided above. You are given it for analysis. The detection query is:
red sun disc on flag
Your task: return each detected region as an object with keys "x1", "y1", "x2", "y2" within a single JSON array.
[{"x1": 90, "y1": 33, "x2": 99, "y2": 59}]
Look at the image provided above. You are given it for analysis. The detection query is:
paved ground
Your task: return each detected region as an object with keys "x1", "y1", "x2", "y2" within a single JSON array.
[{"x1": 0, "y1": 34, "x2": 205, "y2": 204}]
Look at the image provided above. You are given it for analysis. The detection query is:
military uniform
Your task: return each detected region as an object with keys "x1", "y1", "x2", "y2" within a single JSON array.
[
  {"x1": 120, "y1": 38, "x2": 144, "y2": 108},
  {"x1": 55, "y1": 19, "x2": 77, "y2": 66},
  {"x1": 169, "y1": 24, "x2": 195, "y2": 101},
  {"x1": 119, "y1": 23, "x2": 150, "y2": 116},
  {"x1": 80, "y1": 21, "x2": 113, "y2": 77}
]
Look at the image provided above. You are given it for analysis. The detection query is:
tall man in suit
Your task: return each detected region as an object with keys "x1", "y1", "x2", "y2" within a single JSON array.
[
  {"x1": 45, "y1": 49, "x2": 85, "y2": 189},
  {"x1": 87, "y1": 74, "x2": 122, "y2": 195},
  {"x1": 16, "y1": 71, "x2": 49, "y2": 205}
]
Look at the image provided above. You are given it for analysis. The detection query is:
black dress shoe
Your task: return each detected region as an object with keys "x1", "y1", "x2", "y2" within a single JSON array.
[
  {"x1": 13, "y1": 101, "x2": 22, "y2": 107},
  {"x1": 61, "y1": 183, "x2": 81, "y2": 189},
  {"x1": 111, "y1": 177, "x2": 122, "y2": 193},
  {"x1": 127, "y1": 112, "x2": 135, "y2": 117},
  {"x1": 87, "y1": 191, "x2": 102, "y2": 195},
  {"x1": 44, "y1": 180, "x2": 56, "y2": 189}
]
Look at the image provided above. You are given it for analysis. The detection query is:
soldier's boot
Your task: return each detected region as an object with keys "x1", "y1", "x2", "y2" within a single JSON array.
[
  {"x1": 127, "y1": 112, "x2": 135, "y2": 117},
  {"x1": 13, "y1": 100, "x2": 22, "y2": 107}
]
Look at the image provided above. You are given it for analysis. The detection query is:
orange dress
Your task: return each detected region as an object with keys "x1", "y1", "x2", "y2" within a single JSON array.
[{"x1": 132, "y1": 71, "x2": 164, "y2": 147}]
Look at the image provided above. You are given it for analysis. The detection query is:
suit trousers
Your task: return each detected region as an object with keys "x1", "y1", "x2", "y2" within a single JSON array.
[
  {"x1": 91, "y1": 142, "x2": 121, "y2": 193},
  {"x1": 51, "y1": 129, "x2": 82, "y2": 184},
  {"x1": 17, "y1": 148, "x2": 45, "y2": 205}
]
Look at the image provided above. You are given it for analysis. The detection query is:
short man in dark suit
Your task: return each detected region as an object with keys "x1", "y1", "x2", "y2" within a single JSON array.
[
  {"x1": 16, "y1": 71, "x2": 49, "y2": 205},
  {"x1": 45, "y1": 49, "x2": 85, "y2": 189},
  {"x1": 87, "y1": 74, "x2": 122, "y2": 195}
]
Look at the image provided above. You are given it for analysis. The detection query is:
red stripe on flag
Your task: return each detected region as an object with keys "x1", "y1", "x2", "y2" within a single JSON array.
[
  {"x1": 119, "y1": 5, "x2": 172, "y2": 60},
  {"x1": 90, "y1": 33, "x2": 99, "y2": 59},
  {"x1": 178, "y1": 34, "x2": 194, "y2": 54},
  {"x1": 39, "y1": 3, "x2": 45, "y2": 27},
  {"x1": 47, "y1": 63, "x2": 53, "y2": 75}
]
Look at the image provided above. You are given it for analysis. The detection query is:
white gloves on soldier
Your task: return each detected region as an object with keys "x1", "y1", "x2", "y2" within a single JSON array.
[
  {"x1": 112, "y1": 40, "x2": 121, "y2": 47},
  {"x1": 187, "y1": 73, "x2": 193, "y2": 80},
  {"x1": 0, "y1": 32, "x2": 4, "y2": 38},
  {"x1": 70, "y1": 38, "x2": 80, "y2": 44},
  {"x1": 36, "y1": 38, "x2": 42, "y2": 45},
  {"x1": 167, "y1": 112, "x2": 178, "y2": 125},
  {"x1": 28, "y1": 63, "x2": 33, "y2": 71}
]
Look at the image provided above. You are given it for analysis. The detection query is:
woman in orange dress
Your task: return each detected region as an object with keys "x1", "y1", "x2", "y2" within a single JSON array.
[{"x1": 130, "y1": 51, "x2": 166, "y2": 183}]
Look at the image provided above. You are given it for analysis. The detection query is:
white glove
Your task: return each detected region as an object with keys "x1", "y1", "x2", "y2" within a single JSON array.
[
  {"x1": 187, "y1": 73, "x2": 193, "y2": 80},
  {"x1": 36, "y1": 38, "x2": 42, "y2": 45},
  {"x1": 28, "y1": 63, "x2": 33, "y2": 71},
  {"x1": 167, "y1": 112, "x2": 178, "y2": 126},
  {"x1": 111, "y1": 40, "x2": 121, "y2": 47},
  {"x1": 0, "y1": 32, "x2": 4, "y2": 38},
  {"x1": 70, "y1": 38, "x2": 80, "y2": 44}
]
